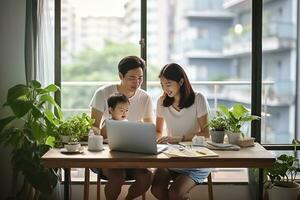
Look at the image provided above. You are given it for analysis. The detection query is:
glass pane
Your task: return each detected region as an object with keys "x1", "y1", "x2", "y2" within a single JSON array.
[
  {"x1": 60, "y1": 0, "x2": 140, "y2": 119},
  {"x1": 147, "y1": 0, "x2": 252, "y2": 181},
  {"x1": 60, "y1": 0, "x2": 140, "y2": 181},
  {"x1": 261, "y1": 0, "x2": 297, "y2": 144}
]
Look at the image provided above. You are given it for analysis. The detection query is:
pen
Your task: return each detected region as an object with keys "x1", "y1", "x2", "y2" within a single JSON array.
[{"x1": 196, "y1": 150, "x2": 207, "y2": 155}]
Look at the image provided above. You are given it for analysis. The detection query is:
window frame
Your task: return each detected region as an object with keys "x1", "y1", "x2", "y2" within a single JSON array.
[{"x1": 53, "y1": 0, "x2": 300, "y2": 149}]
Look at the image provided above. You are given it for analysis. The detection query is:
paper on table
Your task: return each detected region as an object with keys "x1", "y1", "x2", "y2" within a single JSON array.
[
  {"x1": 163, "y1": 147, "x2": 218, "y2": 158},
  {"x1": 179, "y1": 141, "x2": 240, "y2": 151}
]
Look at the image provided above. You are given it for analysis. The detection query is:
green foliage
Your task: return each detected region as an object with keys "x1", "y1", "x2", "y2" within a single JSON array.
[
  {"x1": 62, "y1": 40, "x2": 139, "y2": 81},
  {"x1": 218, "y1": 104, "x2": 260, "y2": 134},
  {"x1": 0, "y1": 80, "x2": 62, "y2": 194},
  {"x1": 265, "y1": 139, "x2": 300, "y2": 188},
  {"x1": 57, "y1": 113, "x2": 94, "y2": 142},
  {"x1": 206, "y1": 112, "x2": 227, "y2": 131}
]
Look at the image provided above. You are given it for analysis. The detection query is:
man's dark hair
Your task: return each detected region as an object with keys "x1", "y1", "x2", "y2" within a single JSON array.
[
  {"x1": 107, "y1": 93, "x2": 130, "y2": 109},
  {"x1": 118, "y1": 56, "x2": 145, "y2": 76},
  {"x1": 159, "y1": 63, "x2": 195, "y2": 109}
]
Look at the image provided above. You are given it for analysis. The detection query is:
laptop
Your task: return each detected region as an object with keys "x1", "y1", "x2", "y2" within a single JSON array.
[{"x1": 106, "y1": 120, "x2": 168, "y2": 154}]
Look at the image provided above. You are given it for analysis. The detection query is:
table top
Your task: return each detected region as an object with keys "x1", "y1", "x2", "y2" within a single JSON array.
[{"x1": 42, "y1": 143, "x2": 275, "y2": 168}]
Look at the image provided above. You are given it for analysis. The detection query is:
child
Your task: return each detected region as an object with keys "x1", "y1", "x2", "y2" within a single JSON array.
[{"x1": 101, "y1": 93, "x2": 130, "y2": 139}]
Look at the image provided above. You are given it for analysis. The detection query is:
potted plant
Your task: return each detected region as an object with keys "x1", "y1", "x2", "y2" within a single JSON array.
[
  {"x1": 218, "y1": 103, "x2": 260, "y2": 145},
  {"x1": 0, "y1": 80, "x2": 62, "y2": 198},
  {"x1": 206, "y1": 112, "x2": 227, "y2": 143},
  {"x1": 57, "y1": 113, "x2": 94, "y2": 150},
  {"x1": 264, "y1": 139, "x2": 300, "y2": 200}
]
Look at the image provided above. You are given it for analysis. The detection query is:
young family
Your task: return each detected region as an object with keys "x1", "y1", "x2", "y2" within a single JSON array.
[{"x1": 89, "y1": 56, "x2": 210, "y2": 200}]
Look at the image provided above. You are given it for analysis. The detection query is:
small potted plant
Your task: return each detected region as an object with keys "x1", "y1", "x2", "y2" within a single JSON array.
[
  {"x1": 207, "y1": 112, "x2": 227, "y2": 143},
  {"x1": 57, "y1": 113, "x2": 94, "y2": 149},
  {"x1": 264, "y1": 139, "x2": 300, "y2": 200},
  {"x1": 218, "y1": 103, "x2": 260, "y2": 145}
]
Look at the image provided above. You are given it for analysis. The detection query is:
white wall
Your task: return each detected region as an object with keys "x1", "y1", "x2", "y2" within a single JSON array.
[{"x1": 0, "y1": 0, "x2": 26, "y2": 199}]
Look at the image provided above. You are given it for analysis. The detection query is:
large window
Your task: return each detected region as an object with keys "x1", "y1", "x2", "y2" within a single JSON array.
[
  {"x1": 56, "y1": 0, "x2": 299, "y2": 183},
  {"x1": 261, "y1": 0, "x2": 297, "y2": 144}
]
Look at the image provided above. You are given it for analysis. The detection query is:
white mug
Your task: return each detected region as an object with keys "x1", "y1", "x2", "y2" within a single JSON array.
[
  {"x1": 192, "y1": 135, "x2": 206, "y2": 146},
  {"x1": 88, "y1": 133, "x2": 103, "y2": 151}
]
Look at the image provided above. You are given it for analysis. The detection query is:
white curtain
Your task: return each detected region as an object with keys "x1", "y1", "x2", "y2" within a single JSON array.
[{"x1": 25, "y1": 0, "x2": 54, "y2": 87}]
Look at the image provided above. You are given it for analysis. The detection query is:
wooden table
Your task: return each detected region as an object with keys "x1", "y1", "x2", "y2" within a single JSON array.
[{"x1": 42, "y1": 143, "x2": 275, "y2": 200}]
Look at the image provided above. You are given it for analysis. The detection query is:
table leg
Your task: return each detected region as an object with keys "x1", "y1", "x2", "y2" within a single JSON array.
[{"x1": 64, "y1": 168, "x2": 70, "y2": 200}]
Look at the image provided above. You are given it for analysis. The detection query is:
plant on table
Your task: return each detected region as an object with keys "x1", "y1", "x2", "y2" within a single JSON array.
[
  {"x1": 57, "y1": 113, "x2": 94, "y2": 143},
  {"x1": 218, "y1": 103, "x2": 260, "y2": 145},
  {"x1": 206, "y1": 112, "x2": 227, "y2": 143}
]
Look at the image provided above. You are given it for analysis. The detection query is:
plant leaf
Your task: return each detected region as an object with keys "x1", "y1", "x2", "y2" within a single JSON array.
[
  {"x1": 6, "y1": 84, "x2": 29, "y2": 103},
  {"x1": 0, "y1": 128, "x2": 24, "y2": 148},
  {"x1": 218, "y1": 105, "x2": 230, "y2": 118},
  {"x1": 46, "y1": 136, "x2": 55, "y2": 147},
  {"x1": 31, "y1": 106, "x2": 43, "y2": 119},
  {"x1": 232, "y1": 104, "x2": 249, "y2": 119},
  {"x1": 29, "y1": 80, "x2": 41, "y2": 89},
  {"x1": 0, "y1": 116, "x2": 16, "y2": 132},
  {"x1": 39, "y1": 94, "x2": 56, "y2": 105},
  {"x1": 32, "y1": 121, "x2": 46, "y2": 142},
  {"x1": 9, "y1": 100, "x2": 33, "y2": 118},
  {"x1": 45, "y1": 84, "x2": 60, "y2": 92}
]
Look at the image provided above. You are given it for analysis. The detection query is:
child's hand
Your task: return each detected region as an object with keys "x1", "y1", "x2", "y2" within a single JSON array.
[{"x1": 92, "y1": 126, "x2": 100, "y2": 135}]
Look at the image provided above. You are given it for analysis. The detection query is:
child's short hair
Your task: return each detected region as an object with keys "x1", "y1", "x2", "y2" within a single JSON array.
[{"x1": 107, "y1": 93, "x2": 130, "y2": 109}]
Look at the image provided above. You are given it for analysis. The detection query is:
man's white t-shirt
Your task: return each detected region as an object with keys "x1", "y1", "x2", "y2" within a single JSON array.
[
  {"x1": 89, "y1": 84, "x2": 153, "y2": 123},
  {"x1": 156, "y1": 92, "x2": 209, "y2": 137}
]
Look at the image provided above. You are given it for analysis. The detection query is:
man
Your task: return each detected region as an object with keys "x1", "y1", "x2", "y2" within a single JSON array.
[{"x1": 89, "y1": 55, "x2": 153, "y2": 200}]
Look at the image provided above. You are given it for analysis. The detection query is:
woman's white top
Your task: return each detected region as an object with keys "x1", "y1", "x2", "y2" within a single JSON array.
[
  {"x1": 156, "y1": 92, "x2": 209, "y2": 137},
  {"x1": 90, "y1": 84, "x2": 153, "y2": 122}
]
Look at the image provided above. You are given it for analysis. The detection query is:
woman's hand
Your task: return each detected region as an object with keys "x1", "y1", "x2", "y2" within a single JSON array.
[
  {"x1": 157, "y1": 136, "x2": 169, "y2": 144},
  {"x1": 157, "y1": 136, "x2": 183, "y2": 144}
]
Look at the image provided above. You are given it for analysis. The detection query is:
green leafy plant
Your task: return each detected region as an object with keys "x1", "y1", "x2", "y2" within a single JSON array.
[
  {"x1": 57, "y1": 113, "x2": 94, "y2": 142},
  {"x1": 265, "y1": 139, "x2": 300, "y2": 189},
  {"x1": 0, "y1": 80, "x2": 63, "y2": 195},
  {"x1": 218, "y1": 104, "x2": 260, "y2": 135},
  {"x1": 206, "y1": 112, "x2": 227, "y2": 131}
]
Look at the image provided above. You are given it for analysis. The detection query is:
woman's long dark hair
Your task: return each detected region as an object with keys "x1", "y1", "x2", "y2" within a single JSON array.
[{"x1": 159, "y1": 63, "x2": 195, "y2": 109}]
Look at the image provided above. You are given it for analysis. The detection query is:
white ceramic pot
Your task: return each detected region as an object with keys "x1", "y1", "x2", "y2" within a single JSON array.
[
  {"x1": 64, "y1": 143, "x2": 81, "y2": 152},
  {"x1": 268, "y1": 182, "x2": 300, "y2": 200},
  {"x1": 88, "y1": 134, "x2": 103, "y2": 151},
  {"x1": 226, "y1": 131, "x2": 241, "y2": 144}
]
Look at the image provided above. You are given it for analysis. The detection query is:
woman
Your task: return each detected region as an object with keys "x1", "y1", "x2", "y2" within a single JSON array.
[{"x1": 151, "y1": 63, "x2": 211, "y2": 200}]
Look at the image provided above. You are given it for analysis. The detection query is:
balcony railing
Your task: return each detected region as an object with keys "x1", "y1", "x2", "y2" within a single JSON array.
[
  {"x1": 61, "y1": 80, "x2": 276, "y2": 114},
  {"x1": 61, "y1": 79, "x2": 295, "y2": 144}
]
